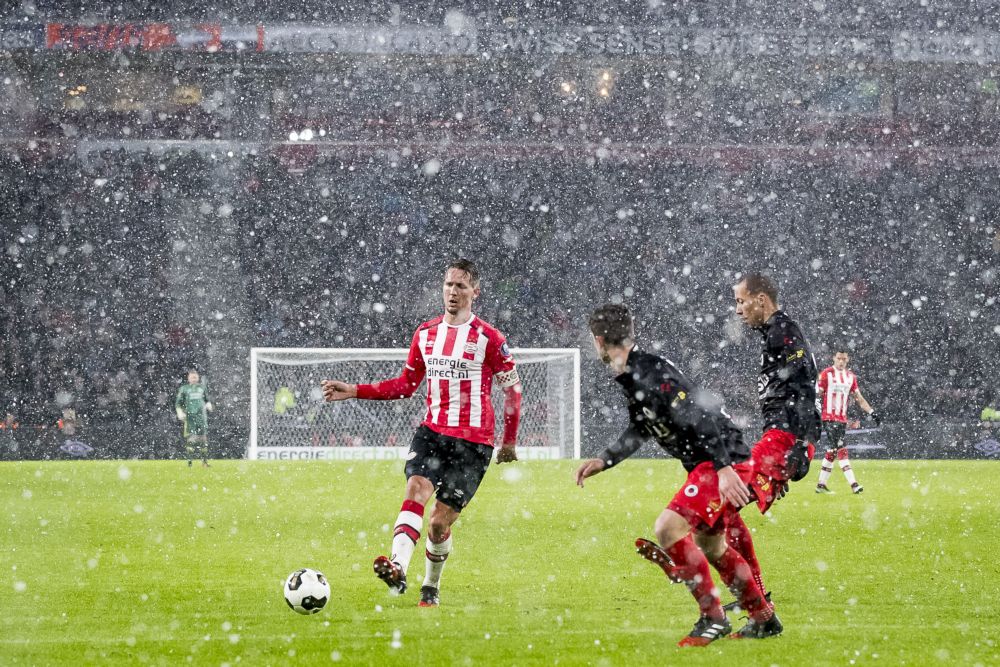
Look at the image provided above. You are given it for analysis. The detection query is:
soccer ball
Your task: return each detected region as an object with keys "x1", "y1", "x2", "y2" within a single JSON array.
[{"x1": 283, "y1": 568, "x2": 330, "y2": 615}]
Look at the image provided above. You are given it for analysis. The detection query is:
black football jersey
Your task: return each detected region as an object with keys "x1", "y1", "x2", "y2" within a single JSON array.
[
  {"x1": 598, "y1": 347, "x2": 750, "y2": 472},
  {"x1": 755, "y1": 310, "x2": 821, "y2": 441}
]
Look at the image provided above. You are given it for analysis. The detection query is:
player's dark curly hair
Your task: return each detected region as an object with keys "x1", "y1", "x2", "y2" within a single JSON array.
[
  {"x1": 589, "y1": 304, "x2": 633, "y2": 345},
  {"x1": 446, "y1": 258, "x2": 480, "y2": 286}
]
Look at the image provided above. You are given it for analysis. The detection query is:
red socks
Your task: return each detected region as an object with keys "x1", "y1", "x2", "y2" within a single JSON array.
[
  {"x1": 724, "y1": 513, "x2": 766, "y2": 596},
  {"x1": 390, "y1": 500, "x2": 425, "y2": 573},
  {"x1": 710, "y1": 546, "x2": 773, "y2": 622},
  {"x1": 665, "y1": 536, "x2": 724, "y2": 620}
]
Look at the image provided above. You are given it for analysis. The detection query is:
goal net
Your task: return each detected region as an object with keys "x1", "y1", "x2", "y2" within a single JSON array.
[{"x1": 249, "y1": 348, "x2": 580, "y2": 460}]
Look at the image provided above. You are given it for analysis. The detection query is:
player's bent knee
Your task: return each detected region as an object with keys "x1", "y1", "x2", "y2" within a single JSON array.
[
  {"x1": 404, "y1": 475, "x2": 435, "y2": 501},
  {"x1": 654, "y1": 509, "x2": 691, "y2": 548},
  {"x1": 693, "y1": 530, "x2": 727, "y2": 562}
]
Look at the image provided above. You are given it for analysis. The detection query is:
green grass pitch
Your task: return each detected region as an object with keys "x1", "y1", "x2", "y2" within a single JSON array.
[{"x1": 2, "y1": 459, "x2": 999, "y2": 665}]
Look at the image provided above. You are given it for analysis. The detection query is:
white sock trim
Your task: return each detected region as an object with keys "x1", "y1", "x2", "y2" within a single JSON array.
[
  {"x1": 394, "y1": 510, "x2": 423, "y2": 532},
  {"x1": 427, "y1": 535, "x2": 453, "y2": 557}
]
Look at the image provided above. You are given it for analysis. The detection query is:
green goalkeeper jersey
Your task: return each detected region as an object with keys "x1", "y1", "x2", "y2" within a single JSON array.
[{"x1": 176, "y1": 383, "x2": 210, "y2": 420}]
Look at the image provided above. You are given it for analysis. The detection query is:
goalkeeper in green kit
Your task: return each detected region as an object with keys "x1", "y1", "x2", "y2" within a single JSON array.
[{"x1": 176, "y1": 370, "x2": 213, "y2": 467}]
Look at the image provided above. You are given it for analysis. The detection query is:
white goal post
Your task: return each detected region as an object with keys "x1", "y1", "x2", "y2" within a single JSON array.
[{"x1": 249, "y1": 347, "x2": 581, "y2": 461}]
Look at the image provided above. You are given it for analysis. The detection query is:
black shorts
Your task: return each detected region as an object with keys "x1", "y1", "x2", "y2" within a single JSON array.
[
  {"x1": 823, "y1": 421, "x2": 847, "y2": 450},
  {"x1": 405, "y1": 426, "x2": 494, "y2": 512}
]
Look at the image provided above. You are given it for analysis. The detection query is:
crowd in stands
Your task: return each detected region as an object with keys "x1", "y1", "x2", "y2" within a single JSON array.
[
  {"x1": 1, "y1": 0, "x2": 999, "y2": 456},
  {"x1": 234, "y1": 152, "x2": 999, "y2": 430},
  {"x1": 9, "y1": 0, "x2": 1000, "y2": 31},
  {"x1": 1, "y1": 141, "x2": 997, "y2": 458},
  {"x1": 5, "y1": 56, "x2": 1000, "y2": 149},
  {"x1": 0, "y1": 147, "x2": 206, "y2": 456},
  {"x1": 4, "y1": 1, "x2": 1000, "y2": 148}
]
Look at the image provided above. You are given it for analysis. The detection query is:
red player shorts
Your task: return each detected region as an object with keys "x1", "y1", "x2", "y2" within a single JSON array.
[
  {"x1": 748, "y1": 428, "x2": 816, "y2": 513},
  {"x1": 667, "y1": 460, "x2": 755, "y2": 532}
]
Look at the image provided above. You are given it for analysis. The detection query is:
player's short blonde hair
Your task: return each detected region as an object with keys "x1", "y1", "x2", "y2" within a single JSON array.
[{"x1": 740, "y1": 272, "x2": 779, "y2": 303}]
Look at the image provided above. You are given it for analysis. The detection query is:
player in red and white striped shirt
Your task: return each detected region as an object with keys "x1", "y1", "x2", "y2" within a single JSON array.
[
  {"x1": 322, "y1": 259, "x2": 522, "y2": 607},
  {"x1": 815, "y1": 349, "x2": 880, "y2": 494}
]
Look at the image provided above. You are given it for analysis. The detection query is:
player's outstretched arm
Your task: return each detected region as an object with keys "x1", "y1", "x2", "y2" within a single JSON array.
[
  {"x1": 322, "y1": 380, "x2": 358, "y2": 402},
  {"x1": 581, "y1": 426, "x2": 645, "y2": 486},
  {"x1": 345, "y1": 329, "x2": 428, "y2": 401},
  {"x1": 575, "y1": 458, "x2": 606, "y2": 487}
]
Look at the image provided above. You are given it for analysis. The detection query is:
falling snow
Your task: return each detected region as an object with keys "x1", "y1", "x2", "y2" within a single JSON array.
[{"x1": 0, "y1": 1, "x2": 998, "y2": 663}]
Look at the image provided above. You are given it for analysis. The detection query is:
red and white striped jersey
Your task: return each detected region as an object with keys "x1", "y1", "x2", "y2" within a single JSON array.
[
  {"x1": 359, "y1": 314, "x2": 519, "y2": 447},
  {"x1": 817, "y1": 367, "x2": 858, "y2": 423}
]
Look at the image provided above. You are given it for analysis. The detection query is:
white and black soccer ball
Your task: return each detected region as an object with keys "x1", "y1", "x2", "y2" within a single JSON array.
[{"x1": 283, "y1": 568, "x2": 330, "y2": 615}]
